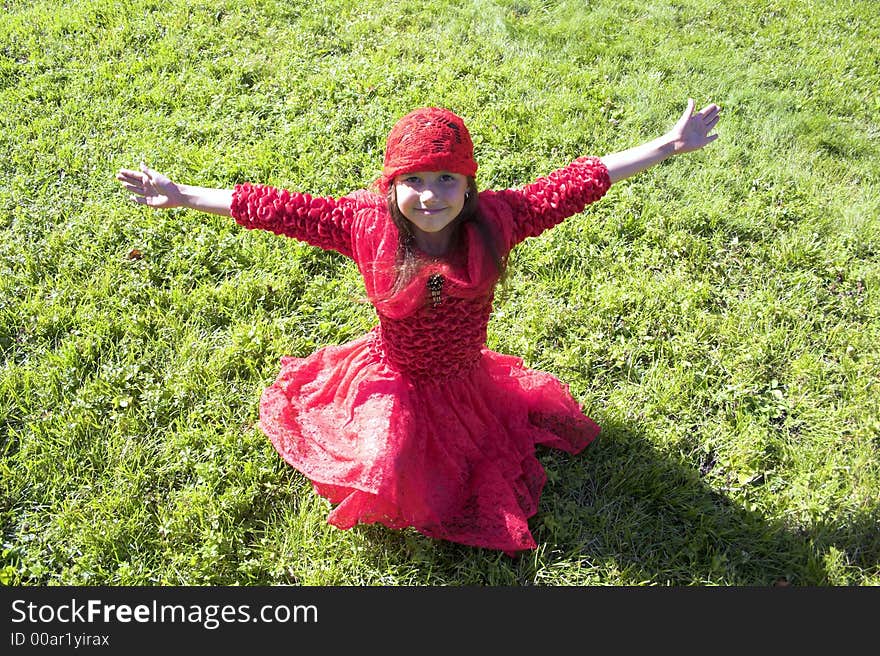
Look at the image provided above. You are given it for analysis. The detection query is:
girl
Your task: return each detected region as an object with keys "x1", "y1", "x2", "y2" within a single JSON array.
[{"x1": 117, "y1": 100, "x2": 720, "y2": 553}]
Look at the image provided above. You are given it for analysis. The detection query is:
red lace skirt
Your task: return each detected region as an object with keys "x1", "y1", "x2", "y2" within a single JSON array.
[{"x1": 258, "y1": 333, "x2": 599, "y2": 553}]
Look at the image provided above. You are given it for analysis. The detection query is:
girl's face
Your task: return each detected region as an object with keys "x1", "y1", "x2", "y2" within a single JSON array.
[{"x1": 394, "y1": 171, "x2": 468, "y2": 235}]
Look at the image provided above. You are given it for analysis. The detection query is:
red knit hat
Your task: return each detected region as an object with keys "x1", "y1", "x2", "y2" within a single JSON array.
[{"x1": 380, "y1": 107, "x2": 478, "y2": 192}]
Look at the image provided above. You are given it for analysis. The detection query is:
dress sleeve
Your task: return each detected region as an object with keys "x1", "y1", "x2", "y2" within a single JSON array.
[
  {"x1": 230, "y1": 183, "x2": 357, "y2": 259},
  {"x1": 497, "y1": 156, "x2": 611, "y2": 249}
]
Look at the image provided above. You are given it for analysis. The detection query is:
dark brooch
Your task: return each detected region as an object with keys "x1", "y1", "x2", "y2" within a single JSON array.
[{"x1": 427, "y1": 274, "x2": 444, "y2": 307}]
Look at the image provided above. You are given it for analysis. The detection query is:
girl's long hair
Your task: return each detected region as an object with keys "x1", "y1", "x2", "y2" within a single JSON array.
[{"x1": 383, "y1": 177, "x2": 508, "y2": 299}]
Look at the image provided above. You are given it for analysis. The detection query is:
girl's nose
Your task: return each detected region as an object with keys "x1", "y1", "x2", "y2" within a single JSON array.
[{"x1": 420, "y1": 186, "x2": 439, "y2": 203}]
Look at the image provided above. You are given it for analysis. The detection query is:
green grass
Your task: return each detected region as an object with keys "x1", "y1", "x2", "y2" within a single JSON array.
[{"x1": 1, "y1": 0, "x2": 878, "y2": 585}]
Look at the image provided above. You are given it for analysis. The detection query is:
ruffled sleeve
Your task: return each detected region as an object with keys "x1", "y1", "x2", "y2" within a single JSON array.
[
  {"x1": 492, "y1": 156, "x2": 611, "y2": 250},
  {"x1": 231, "y1": 183, "x2": 360, "y2": 259}
]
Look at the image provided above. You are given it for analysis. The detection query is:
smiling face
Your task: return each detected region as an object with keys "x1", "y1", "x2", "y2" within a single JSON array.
[{"x1": 394, "y1": 171, "x2": 468, "y2": 236}]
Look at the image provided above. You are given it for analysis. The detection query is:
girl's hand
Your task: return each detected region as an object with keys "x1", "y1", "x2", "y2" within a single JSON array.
[
  {"x1": 116, "y1": 163, "x2": 184, "y2": 209},
  {"x1": 667, "y1": 99, "x2": 721, "y2": 154}
]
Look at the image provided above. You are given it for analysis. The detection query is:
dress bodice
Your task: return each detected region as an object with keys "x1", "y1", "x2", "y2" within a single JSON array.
[{"x1": 371, "y1": 293, "x2": 494, "y2": 380}]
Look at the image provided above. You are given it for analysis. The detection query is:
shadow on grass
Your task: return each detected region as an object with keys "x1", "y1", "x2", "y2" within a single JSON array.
[
  {"x1": 525, "y1": 417, "x2": 879, "y2": 585},
  {"x1": 351, "y1": 418, "x2": 877, "y2": 585}
]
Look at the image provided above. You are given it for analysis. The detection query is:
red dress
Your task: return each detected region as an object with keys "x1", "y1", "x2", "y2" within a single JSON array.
[{"x1": 231, "y1": 156, "x2": 611, "y2": 552}]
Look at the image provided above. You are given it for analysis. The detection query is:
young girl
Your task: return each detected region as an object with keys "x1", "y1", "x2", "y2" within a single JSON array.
[{"x1": 117, "y1": 100, "x2": 720, "y2": 553}]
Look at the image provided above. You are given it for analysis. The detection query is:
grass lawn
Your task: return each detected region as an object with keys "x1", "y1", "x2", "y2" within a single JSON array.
[{"x1": 1, "y1": 0, "x2": 878, "y2": 585}]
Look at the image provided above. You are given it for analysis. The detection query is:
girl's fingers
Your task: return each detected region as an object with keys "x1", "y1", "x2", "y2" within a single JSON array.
[
  {"x1": 680, "y1": 98, "x2": 696, "y2": 122},
  {"x1": 117, "y1": 169, "x2": 154, "y2": 196},
  {"x1": 701, "y1": 105, "x2": 721, "y2": 122},
  {"x1": 116, "y1": 169, "x2": 145, "y2": 185},
  {"x1": 139, "y1": 163, "x2": 155, "y2": 185},
  {"x1": 117, "y1": 172, "x2": 143, "y2": 185},
  {"x1": 119, "y1": 181, "x2": 145, "y2": 194},
  {"x1": 140, "y1": 162, "x2": 160, "y2": 183},
  {"x1": 117, "y1": 166, "x2": 166, "y2": 206}
]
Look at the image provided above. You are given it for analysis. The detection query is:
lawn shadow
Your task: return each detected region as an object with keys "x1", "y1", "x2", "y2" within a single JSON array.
[
  {"x1": 294, "y1": 416, "x2": 876, "y2": 585},
  {"x1": 532, "y1": 417, "x2": 879, "y2": 585}
]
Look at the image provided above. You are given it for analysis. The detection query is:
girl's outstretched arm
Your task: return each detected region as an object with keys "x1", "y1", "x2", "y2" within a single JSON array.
[
  {"x1": 600, "y1": 99, "x2": 720, "y2": 184},
  {"x1": 117, "y1": 164, "x2": 358, "y2": 257},
  {"x1": 116, "y1": 163, "x2": 233, "y2": 216}
]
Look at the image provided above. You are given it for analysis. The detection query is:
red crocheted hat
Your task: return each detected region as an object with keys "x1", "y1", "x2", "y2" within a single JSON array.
[{"x1": 380, "y1": 107, "x2": 477, "y2": 192}]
